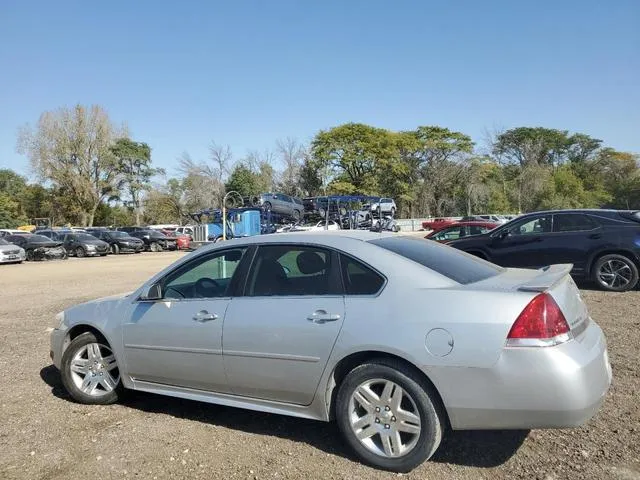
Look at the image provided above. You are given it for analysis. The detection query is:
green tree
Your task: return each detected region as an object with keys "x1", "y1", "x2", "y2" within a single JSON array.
[
  {"x1": 299, "y1": 157, "x2": 324, "y2": 196},
  {"x1": 493, "y1": 127, "x2": 571, "y2": 167},
  {"x1": 0, "y1": 193, "x2": 26, "y2": 228},
  {"x1": 225, "y1": 164, "x2": 258, "y2": 198},
  {"x1": 17, "y1": 104, "x2": 127, "y2": 226},
  {"x1": 111, "y1": 138, "x2": 164, "y2": 226},
  {"x1": 311, "y1": 123, "x2": 397, "y2": 193},
  {"x1": 0, "y1": 169, "x2": 27, "y2": 197}
]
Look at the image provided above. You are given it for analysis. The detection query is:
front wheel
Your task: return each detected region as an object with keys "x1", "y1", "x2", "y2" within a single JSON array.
[
  {"x1": 111, "y1": 244, "x2": 120, "y2": 255},
  {"x1": 149, "y1": 242, "x2": 160, "y2": 252},
  {"x1": 593, "y1": 254, "x2": 639, "y2": 292},
  {"x1": 26, "y1": 250, "x2": 34, "y2": 261},
  {"x1": 60, "y1": 332, "x2": 122, "y2": 405},
  {"x1": 335, "y1": 360, "x2": 444, "y2": 472},
  {"x1": 75, "y1": 246, "x2": 86, "y2": 258}
]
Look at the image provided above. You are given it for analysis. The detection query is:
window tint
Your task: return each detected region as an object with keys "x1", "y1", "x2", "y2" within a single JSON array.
[
  {"x1": 553, "y1": 214, "x2": 597, "y2": 232},
  {"x1": 509, "y1": 215, "x2": 552, "y2": 235},
  {"x1": 370, "y1": 236, "x2": 503, "y2": 285},
  {"x1": 468, "y1": 225, "x2": 492, "y2": 235},
  {"x1": 432, "y1": 226, "x2": 463, "y2": 241},
  {"x1": 247, "y1": 245, "x2": 336, "y2": 296},
  {"x1": 163, "y1": 248, "x2": 246, "y2": 299},
  {"x1": 340, "y1": 255, "x2": 385, "y2": 294}
]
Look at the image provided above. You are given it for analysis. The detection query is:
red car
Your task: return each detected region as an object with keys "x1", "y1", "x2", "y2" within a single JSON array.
[
  {"x1": 159, "y1": 228, "x2": 191, "y2": 250},
  {"x1": 421, "y1": 217, "x2": 458, "y2": 230},
  {"x1": 424, "y1": 221, "x2": 498, "y2": 243}
]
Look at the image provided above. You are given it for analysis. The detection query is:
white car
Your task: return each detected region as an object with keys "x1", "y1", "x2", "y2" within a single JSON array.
[
  {"x1": 294, "y1": 220, "x2": 341, "y2": 232},
  {"x1": 476, "y1": 214, "x2": 508, "y2": 224},
  {"x1": 0, "y1": 229, "x2": 27, "y2": 238},
  {"x1": 369, "y1": 198, "x2": 397, "y2": 216},
  {"x1": 0, "y1": 238, "x2": 26, "y2": 263}
]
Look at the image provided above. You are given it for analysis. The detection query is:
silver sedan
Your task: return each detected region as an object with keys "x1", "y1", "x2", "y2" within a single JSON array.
[
  {"x1": 49, "y1": 231, "x2": 612, "y2": 472},
  {"x1": 0, "y1": 238, "x2": 26, "y2": 263}
]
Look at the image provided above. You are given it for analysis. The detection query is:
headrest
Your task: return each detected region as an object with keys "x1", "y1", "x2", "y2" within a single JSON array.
[{"x1": 296, "y1": 251, "x2": 326, "y2": 275}]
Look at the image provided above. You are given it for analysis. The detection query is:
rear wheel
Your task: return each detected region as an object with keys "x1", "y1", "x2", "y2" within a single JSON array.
[
  {"x1": 293, "y1": 209, "x2": 301, "y2": 221},
  {"x1": 335, "y1": 360, "x2": 444, "y2": 472},
  {"x1": 593, "y1": 254, "x2": 638, "y2": 292},
  {"x1": 26, "y1": 250, "x2": 34, "y2": 261},
  {"x1": 264, "y1": 201, "x2": 272, "y2": 211},
  {"x1": 60, "y1": 332, "x2": 122, "y2": 405},
  {"x1": 149, "y1": 242, "x2": 160, "y2": 252}
]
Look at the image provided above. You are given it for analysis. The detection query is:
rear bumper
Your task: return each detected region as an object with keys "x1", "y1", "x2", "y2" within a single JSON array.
[{"x1": 430, "y1": 320, "x2": 612, "y2": 430}]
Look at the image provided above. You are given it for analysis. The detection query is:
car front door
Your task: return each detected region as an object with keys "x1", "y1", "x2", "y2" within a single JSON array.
[
  {"x1": 122, "y1": 247, "x2": 248, "y2": 392},
  {"x1": 222, "y1": 244, "x2": 345, "y2": 405},
  {"x1": 488, "y1": 214, "x2": 553, "y2": 268}
]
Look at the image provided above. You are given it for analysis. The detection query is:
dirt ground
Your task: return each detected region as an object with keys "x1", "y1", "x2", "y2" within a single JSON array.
[{"x1": 0, "y1": 252, "x2": 638, "y2": 480}]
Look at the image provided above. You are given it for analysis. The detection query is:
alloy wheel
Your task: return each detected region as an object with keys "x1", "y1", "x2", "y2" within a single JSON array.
[
  {"x1": 598, "y1": 259, "x2": 633, "y2": 289},
  {"x1": 69, "y1": 343, "x2": 120, "y2": 397},
  {"x1": 348, "y1": 379, "x2": 421, "y2": 458}
]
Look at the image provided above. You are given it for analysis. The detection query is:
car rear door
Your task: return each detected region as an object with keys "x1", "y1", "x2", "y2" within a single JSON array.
[
  {"x1": 222, "y1": 244, "x2": 345, "y2": 405},
  {"x1": 545, "y1": 213, "x2": 600, "y2": 275}
]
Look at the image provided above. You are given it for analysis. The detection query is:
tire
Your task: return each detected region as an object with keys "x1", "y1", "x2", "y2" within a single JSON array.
[
  {"x1": 335, "y1": 360, "x2": 444, "y2": 473},
  {"x1": 592, "y1": 254, "x2": 639, "y2": 292},
  {"x1": 60, "y1": 332, "x2": 122, "y2": 405},
  {"x1": 318, "y1": 208, "x2": 326, "y2": 218},
  {"x1": 26, "y1": 250, "x2": 34, "y2": 261},
  {"x1": 134, "y1": 250, "x2": 142, "y2": 254},
  {"x1": 149, "y1": 242, "x2": 160, "y2": 252},
  {"x1": 391, "y1": 207, "x2": 396, "y2": 217},
  {"x1": 111, "y1": 244, "x2": 120, "y2": 255},
  {"x1": 264, "y1": 201, "x2": 272, "y2": 211},
  {"x1": 293, "y1": 209, "x2": 301, "y2": 221},
  {"x1": 75, "y1": 246, "x2": 86, "y2": 258}
]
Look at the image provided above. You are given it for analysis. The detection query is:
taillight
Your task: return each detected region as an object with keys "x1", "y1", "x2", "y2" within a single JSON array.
[{"x1": 506, "y1": 293, "x2": 571, "y2": 347}]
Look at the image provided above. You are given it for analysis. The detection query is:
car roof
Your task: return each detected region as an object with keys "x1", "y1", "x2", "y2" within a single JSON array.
[{"x1": 519, "y1": 208, "x2": 637, "y2": 216}]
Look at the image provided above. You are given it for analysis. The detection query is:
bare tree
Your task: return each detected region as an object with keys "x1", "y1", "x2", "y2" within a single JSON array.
[
  {"x1": 276, "y1": 137, "x2": 305, "y2": 196},
  {"x1": 177, "y1": 151, "x2": 224, "y2": 211},
  {"x1": 208, "y1": 141, "x2": 232, "y2": 184},
  {"x1": 17, "y1": 104, "x2": 126, "y2": 226}
]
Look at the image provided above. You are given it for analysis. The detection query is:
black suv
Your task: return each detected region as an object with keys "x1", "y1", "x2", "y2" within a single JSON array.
[{"x1": 447, "y1": 209, "x2": 640, "y2": 292}]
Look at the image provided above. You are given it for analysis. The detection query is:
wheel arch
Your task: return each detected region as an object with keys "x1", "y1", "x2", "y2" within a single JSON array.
[
  {"x1": 62, "y1": 324, "x2": 111, "y2": 358},
  {"x1": 587, "y1": 248, "x2": 640, "y2": 276},
  {"x1": 324, "y1": 350, "x2": 451, "y2": 428}
]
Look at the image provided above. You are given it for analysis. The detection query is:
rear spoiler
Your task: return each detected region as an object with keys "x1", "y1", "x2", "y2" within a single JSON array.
[{"x1": 517, "y1": 264, "x2": 574, "y2": 292}]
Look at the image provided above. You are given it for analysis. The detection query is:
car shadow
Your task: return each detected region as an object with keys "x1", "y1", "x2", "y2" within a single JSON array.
[{"x1": 40, "y1": 364, "x2": 527, "y2": 467}]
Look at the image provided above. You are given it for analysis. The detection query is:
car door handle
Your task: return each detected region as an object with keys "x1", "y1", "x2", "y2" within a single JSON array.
[
  {"x1": 192, "y1": 310, "x2": 218, "y2": 322},
  {"x1": 307, "y1": 310, "x2": 341, "y2": 324}
]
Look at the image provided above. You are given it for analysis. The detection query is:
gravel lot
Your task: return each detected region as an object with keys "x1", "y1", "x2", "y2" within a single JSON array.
[{"x1": 0, "y1": 252, "x2": 638, "y2": 480}]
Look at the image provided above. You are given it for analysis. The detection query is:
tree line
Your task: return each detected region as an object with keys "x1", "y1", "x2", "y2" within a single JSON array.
[{"x1": 1, "y1": 103, "x2": 638, "y2": 228}]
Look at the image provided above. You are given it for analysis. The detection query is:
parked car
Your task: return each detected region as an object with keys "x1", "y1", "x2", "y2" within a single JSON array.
[
  {"x1": 421, "y1": 218, "x2": 458, "y2": 231},
  {"x1": 0, "y1": 238, "x2": 26, "y2": 264},
  {"x1": 128, "y1": 229, "x2": 177, "y2": 252},
  {"x1": 50, "y1": 231, "x2": 611, "y2": 472},
  {"x1": 0, "y1": 229, "x2": 27, "y2": 238},
  {"x1": 257, "y1": 193, "x2": 303, "y2": 220},
  {"x1": 59, "y1": 233, "x2": 110, "y2": 257},
  {"x1": 6, "y1": 234, "x2": 67, "y2": 261},
  {"x1": 293, "y1": 220, "x2": 341, "y2": 232},
  {"x1": 174, "y1": 226, "x2": 195, "y2": 239},
  {"x1": 91, "y1": 230, "x2": 144, "y2": 254},
  {"x1": 425, "y1": 221, "x2": 498, "y2": 242},
  {"x1": 368, "y1": 198, "x2": 397, "y2": 216},
  {"x1": 447, "y1": 209, "x2": 640, "y2": 292},
  {"x1": 37, "y1": 229, "x2": 73, "y2": 240},
  {"x1": 474, "y1": 214, "x2": 508, "y2": 224}
]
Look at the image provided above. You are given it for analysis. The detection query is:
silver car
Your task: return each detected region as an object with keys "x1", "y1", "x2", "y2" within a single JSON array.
[
  {"x1": 0, "y1": 238, "x2": 26, "y2": 263},
  {"x1": 257, "y1": 192, "x2": 303, "y2": 220},
  {"x1": 49, "y1": 231, "x2": 611, "y2": 472}
]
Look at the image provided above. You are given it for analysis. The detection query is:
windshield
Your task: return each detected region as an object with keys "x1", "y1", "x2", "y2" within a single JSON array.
[
  {"x1": 370, "y1": 236, "x2": 503, "y2": 284},
  {"x1": 109, "y1": 231, "x2": 128, "y2": 238},
  {"x1": 74, "y1": 233, "x2": 98, "y2": 241}
]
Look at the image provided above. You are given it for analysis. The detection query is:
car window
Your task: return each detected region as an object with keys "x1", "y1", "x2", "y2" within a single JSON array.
[
  {"x1": 468, "y1": 225, "x2": 492, "y2": 235},
  {"x1": 163, "y1": 248, "x2": 247, "y2": 300},
  {"x1": 340, "y1": 255, "x2": 385, "y2": 295},
  {"x1": 553, "y1": 214, "x2": 598, "y2": 232},
  {"x1": 247, "y1": 245, "x2": 336, "y2": 296},
  {"x1": 508, "y1": 215, "x2": 552, "y2": 235},
  {"x1": 370, "y1": 236, "x2": 503, "y2": 285},
  {"x1": 432, "y1": 226, "x2": 463, "y2": 241}
]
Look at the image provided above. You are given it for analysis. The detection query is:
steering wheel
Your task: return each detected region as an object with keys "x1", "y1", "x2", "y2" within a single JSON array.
[{"x1": 194, "y1": 277, "x2": 221, "y2": 298}]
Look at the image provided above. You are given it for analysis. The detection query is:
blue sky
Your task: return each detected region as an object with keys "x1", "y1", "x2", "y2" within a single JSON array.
[{"x1": 1, "y1": 0, "x2": 638, "y2": 178}]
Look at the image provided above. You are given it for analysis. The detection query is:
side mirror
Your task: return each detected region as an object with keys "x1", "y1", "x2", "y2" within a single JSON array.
[{"x1": 140, "y1": 283, "x2": 162, "y2": 301}]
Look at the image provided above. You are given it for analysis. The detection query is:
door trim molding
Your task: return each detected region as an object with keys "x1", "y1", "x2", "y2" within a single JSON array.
[
  {"x1": 124, "y1": 344, "x2": 222, "y2": 355},
  {"x1": 223, "y1": 350, "x2": 320, "y2": 363}
]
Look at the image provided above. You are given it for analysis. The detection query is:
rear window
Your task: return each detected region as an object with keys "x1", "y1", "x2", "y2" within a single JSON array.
[
  {"x1": 369, "y1": 236, "x2": 503, "y2": 285},
  {"x1": 618, "y1": 211, "x2": 640, "y2": 223}
]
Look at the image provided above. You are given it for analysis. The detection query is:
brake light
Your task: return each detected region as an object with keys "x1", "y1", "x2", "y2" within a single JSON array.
[{"x1": 506, "y1": 293, "x2": 571, "y2": 347}]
